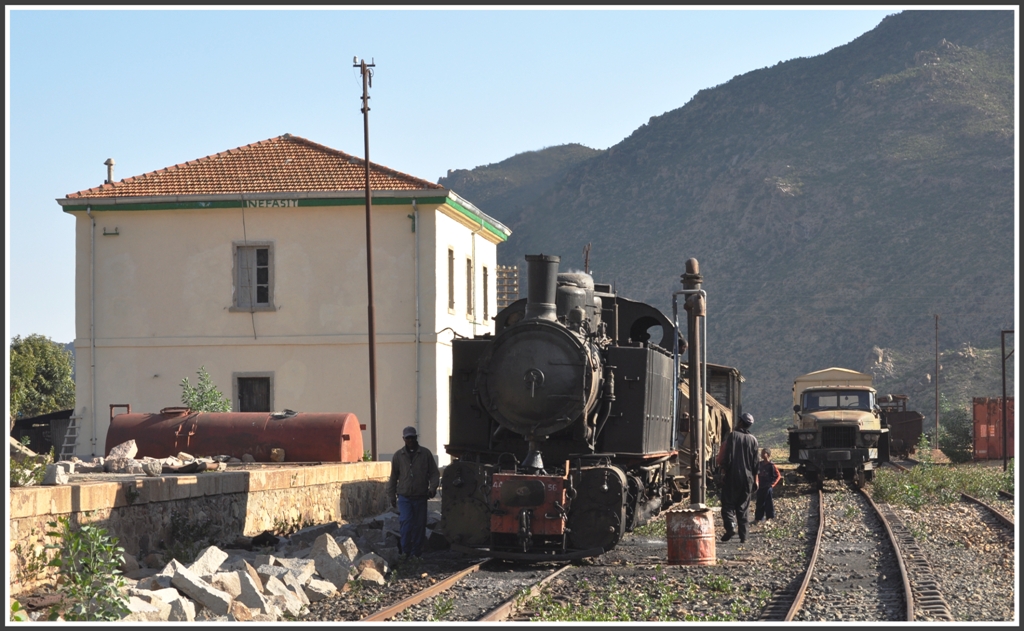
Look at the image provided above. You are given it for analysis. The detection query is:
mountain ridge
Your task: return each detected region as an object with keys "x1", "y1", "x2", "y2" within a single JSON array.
[{"x1": 438, "y1": 10, "x2": 1016, "y2": 421}]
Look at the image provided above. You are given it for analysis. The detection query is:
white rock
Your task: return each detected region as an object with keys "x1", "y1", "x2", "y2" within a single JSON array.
[
  {"x1": 210, "y1": 571, "x2": 242, "y2": 598},
  {"x1": 312, "y1": 552, "x2": 352, "y2": 590},
  {"x1": 171, "y1": 565, "x2": 233, "y2": 616},
  {"x1": 236, "y1": 569, "x2": 271, "y2": 612},
  {"x1": 123, "y1": 595, "x2": 166, "y2": 621},
  {"x1": 275, "y1": 557, "x2": 316, "y2": 585},
  {"x1": 334, "y1": 535, "x2": 361, "y2": 562},
  {"x1": 303, "y1": 577, "x2": 338, "y2": 603},
  {"x1": 265, "y1": 577, "x2": 303, "y2": 617},
  {"x1": 188, "y1": 545, "x2": 229, "y2": 578},
  {"x1": 42, "y1": 463, "x2": 70, "y2": 485},
  {"x1": 310, "y1": 533, "x2": 342, "y2": 560},
  {"x1": 107, "y1": 439, "x2": 139, "y2": 459}
]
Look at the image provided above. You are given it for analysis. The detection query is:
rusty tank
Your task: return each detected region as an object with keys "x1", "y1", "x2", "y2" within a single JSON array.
[{"x1": 105, "y1": 406, "x2": 365, "y2": 463}]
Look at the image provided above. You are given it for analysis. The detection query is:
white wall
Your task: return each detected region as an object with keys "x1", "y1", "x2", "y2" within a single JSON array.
[{"x1": 70, "y1": 198, "x2": 502, "y2": 464}]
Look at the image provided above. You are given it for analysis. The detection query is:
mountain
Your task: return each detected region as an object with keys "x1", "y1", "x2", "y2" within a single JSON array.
[
  {"x1": 438, "y1": 143, "x2": 604, "y2": 231},
  {"x1": 442, "y1": 10, "x2": 1016, "y2": 422}
]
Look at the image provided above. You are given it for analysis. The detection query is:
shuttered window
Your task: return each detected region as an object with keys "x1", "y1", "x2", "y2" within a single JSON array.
[
  {"x1": 466, "y1": 258, "x2": 474, "y2": 317},
  {"x1": 238, "y1": 377, "x2": 271, "y2": 412},
  {"x1": 448, "y1": 248, "x2": 455, "y2": 312},
  {"x1": 483, "y1": 266, "x2": 489, "y2": 321},
  {"x1": 235, "y1": 373, "x2": 273, "y2": 412},
  {"x1": 234, "y1": 243, "x2": 275, "y2": 311}
]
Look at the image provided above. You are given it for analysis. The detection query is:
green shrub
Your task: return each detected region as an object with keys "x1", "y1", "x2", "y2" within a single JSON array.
[
  {"x1": 45, "y1": 516, "x2": 130, "y2": 621},
  {"x1": 10, "y1": 599, "x2": 29, "y2": 622},
  {"x1": 180, "y1": 366, "x2": 232, "y2": 412},
  {"x1": 938, "y1": 404, "x2": 974, "y2": 464},
  {"x1": 872, "y1": 462, "x2": 1011, "y2": 509}
]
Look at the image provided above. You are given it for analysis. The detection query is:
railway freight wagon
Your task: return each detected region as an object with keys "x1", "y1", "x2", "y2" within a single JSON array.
[
  {"x1": 439, "y1": 253, "x2": 742, "y2": 561},
  {"x1": 973, "y1": 397, "x2": 1015, "y2": 461},
  {"x1": 878, "y1": 394, "x2": 924, "y2": 459},
  {"x1": 788, "y1": 367, "x2": 890, "y2": 487}
]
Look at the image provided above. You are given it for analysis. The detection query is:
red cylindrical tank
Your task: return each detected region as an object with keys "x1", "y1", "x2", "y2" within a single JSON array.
[{"x1": 105, "y1": 408, "x2": 364, "y2": 463}]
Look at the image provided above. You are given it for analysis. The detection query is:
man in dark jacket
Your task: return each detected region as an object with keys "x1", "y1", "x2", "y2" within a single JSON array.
[
  {"x1": 716, "y1": 412, "x2": 760, "y2": 543},
  {"x1": 386, "y1": 426, "x2": 440, "y2": 557}
]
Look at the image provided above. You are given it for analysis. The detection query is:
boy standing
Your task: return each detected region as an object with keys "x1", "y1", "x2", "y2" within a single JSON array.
[{"x1": 754, "y1": 448, "x2": 782, "y2": 524}]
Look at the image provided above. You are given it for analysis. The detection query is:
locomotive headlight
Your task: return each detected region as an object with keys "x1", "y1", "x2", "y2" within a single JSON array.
[
  {"x1": 799, "y1": 433, "x2": 815, "y2": 444},
  {"x1": 863, "y1": 434, "x2": 880, "y2": 447}
]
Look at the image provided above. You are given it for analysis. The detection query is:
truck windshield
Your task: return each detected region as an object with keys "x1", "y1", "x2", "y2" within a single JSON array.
[{"x1": 802, "y1": 390, "x2": 872, "y2": 411}]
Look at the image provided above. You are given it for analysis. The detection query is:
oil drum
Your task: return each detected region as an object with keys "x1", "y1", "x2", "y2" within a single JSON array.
[{"x1": 666, "y1": 507, "x2": 716, "y2": 565}]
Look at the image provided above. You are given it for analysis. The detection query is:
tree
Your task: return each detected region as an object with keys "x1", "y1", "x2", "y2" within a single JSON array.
[
  {"x1": 180, "y1": 366, "x2": 232, "y2": 412},
  {"x1": 9, "y1": 334, "x2": 75, "y2": 420}
]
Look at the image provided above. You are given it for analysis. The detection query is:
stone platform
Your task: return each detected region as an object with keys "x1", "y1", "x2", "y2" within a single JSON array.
[{"x1": 8, "y1": 461, "x2": 390, "y2": 595}]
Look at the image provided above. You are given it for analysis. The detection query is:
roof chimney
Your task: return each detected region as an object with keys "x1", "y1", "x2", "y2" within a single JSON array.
[{"x1": 104, "y1": 158, "x2": 115, "y2": 184}]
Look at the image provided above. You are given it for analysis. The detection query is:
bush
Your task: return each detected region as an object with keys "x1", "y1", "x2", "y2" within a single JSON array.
[
  {"x1": 180, "y1": 366, "x2": 232, "y2": 412},
  {"x1": 872, "y1": 462, "x2": 1010, "y2": 508},
  {"x1": 45, "y1": 516, "x2": 130, "y2": 621},
  {"x1": 938, "y1": 404, "x2": 974, "y2": 464}
]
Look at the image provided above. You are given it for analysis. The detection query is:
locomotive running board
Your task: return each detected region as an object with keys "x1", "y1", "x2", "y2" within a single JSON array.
[{"x1": 450, "y1": 543, "x2": 605, "y2": 562}]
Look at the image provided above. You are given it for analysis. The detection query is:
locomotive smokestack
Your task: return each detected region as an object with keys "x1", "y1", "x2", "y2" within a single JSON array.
[{"x1": 524, "y1": 254, "x2": 560, "y2": 321}]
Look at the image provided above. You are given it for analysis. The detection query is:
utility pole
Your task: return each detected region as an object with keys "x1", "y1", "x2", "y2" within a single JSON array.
[
  {"x1": 355, "y1": 56, "x2": 379, "y2": 461},
  {"x1": 934, "y1": 314, "x2": 939, "y2": 452},
  {"x1": 1001, "y1": 330, "x2": 1014, "y2": 472}
]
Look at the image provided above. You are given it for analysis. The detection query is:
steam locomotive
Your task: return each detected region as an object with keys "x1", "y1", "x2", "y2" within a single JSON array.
[{"x1": 439, "y1": 254, "x2": 743, "y2": 561}]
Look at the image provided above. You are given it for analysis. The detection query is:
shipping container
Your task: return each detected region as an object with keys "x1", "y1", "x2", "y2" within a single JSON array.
[{"x1": 972, "y1": 397, "x2": 1015, "y2": 461}]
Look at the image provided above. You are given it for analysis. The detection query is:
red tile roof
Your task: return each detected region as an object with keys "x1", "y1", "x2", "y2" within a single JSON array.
[{"x1": 65, "y1": 134, "x2": 444, "y2": 199}]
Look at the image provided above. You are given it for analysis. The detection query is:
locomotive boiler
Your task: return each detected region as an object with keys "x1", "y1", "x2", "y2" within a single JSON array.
[{"x1": 439, "y1": 254, "x2": 743, "y2": 560}]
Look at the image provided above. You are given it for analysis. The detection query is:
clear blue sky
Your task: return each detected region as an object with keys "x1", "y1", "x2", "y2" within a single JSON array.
[{"x1": 7, "y1": 6, "x2": 905, "y2": 345}]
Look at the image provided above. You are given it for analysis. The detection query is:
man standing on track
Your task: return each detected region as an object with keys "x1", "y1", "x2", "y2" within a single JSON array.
[
  {"x1": 386, "y1": 426, "x2": 440, "y2": 558},
  {"x1": 716, "y1": 412, "x2": 760, "y2": 543}
]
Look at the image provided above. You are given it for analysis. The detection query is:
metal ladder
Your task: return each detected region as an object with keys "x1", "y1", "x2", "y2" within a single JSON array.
[{"x1": 58, "y1": 416, "x2": 80, "y2": 460}]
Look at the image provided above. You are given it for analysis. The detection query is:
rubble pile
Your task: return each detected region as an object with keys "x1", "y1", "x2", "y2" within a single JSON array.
[
  {"x1": 31, "y1": 509, "x2": 446, "y2": 622},
  {"x1": 40, "y1": 440, "x2": 240, "y2": 484}
]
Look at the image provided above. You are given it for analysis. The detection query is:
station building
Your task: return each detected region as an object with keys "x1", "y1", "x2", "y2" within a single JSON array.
[{"x1": 57, "y1": 134, "x2": 510, "y2": 464}]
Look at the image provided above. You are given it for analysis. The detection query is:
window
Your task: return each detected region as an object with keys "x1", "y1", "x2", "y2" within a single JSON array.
[
  {"x1": 466, "y1": 258, "x2": 474, "y2": 317},
  {"x1": 447, "y1": 248, "x2": 455, "y2": 313},
  {"x1": 233, "y1": 242, "x2": 275, "y2": 311},
  {"x1": 234, "y1": 372, "x2": 273, "y2": 412},
  {"x1": 482, "y1": 266, "x2": 489, "y2": 321}
]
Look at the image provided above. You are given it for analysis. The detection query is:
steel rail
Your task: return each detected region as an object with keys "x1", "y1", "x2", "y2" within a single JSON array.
[
  {"x1": 997, "y1": 489, "x2": 1014, "y2": 501},
  {"x1": 477, "y1": 563, "x2": 572, "y2": 621},
  {"x1": 360, "y1": 560, "x2": 490, "y2": 622},
  {"x1": 859, "y1": 486, "x2": 915, "y2": 621},
  {"x1": 784, "y1": 488, "x2": 824, "y2": 621},
  {"x1": 961, "y1": 493, "x2": 1015, "y2": 528}
]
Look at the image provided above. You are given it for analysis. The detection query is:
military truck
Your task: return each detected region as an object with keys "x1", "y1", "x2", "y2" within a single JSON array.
[{"x1": 788, "y1": 367, "x2": 890, "y2": 487}]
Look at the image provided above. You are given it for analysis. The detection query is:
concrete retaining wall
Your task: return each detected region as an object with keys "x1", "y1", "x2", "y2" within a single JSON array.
[{"x1": 8, "y1": 462, "x2": 390, "y2": 595}]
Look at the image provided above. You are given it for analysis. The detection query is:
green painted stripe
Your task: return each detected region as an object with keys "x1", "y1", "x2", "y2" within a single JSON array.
[
  {"x1": 59, "y1": 194, "x2": 509, "y2": 241},
  {"x1": 445, "y1": 198, "x2": 509, "y2": 241},
  {"x1": 59, "y1": 195, "x2": 450, "y2": 213}
]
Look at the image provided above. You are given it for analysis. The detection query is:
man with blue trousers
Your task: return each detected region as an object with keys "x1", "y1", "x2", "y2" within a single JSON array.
[{"x1": 386, "y1": 426, "x2": 440, "y2": 557}]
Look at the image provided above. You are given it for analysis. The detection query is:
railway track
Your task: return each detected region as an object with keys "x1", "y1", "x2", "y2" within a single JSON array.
[
  {"x1": 759, "y1": 481, "x2": 917, "y2": 622},
  {"x1": 361, "y1": 559, "x2": 571, "y2": 622}
]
